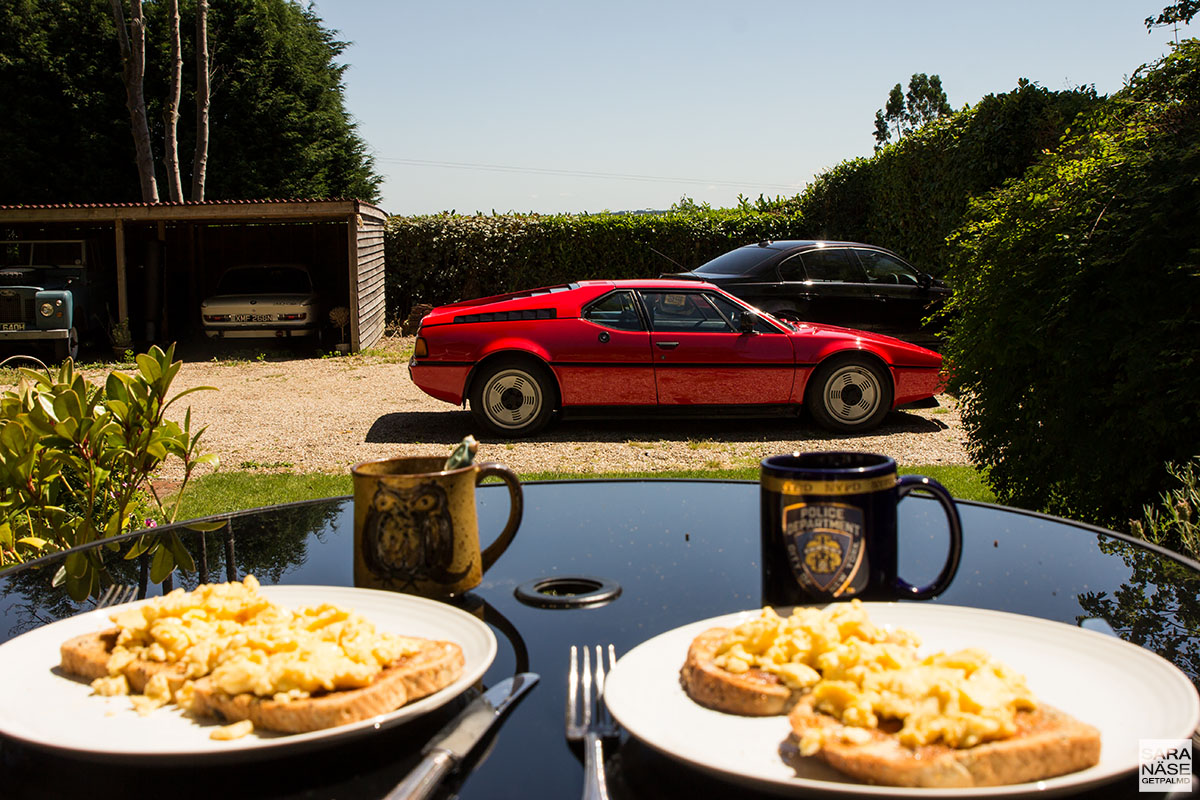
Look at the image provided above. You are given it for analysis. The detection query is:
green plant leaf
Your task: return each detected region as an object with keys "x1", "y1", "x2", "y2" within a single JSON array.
[
  {"x1": 149, "y1": 544, "x2": 173, "y2": 583},
  {"x1": 167, "y1": 532, "x2": 195, "y2": 572}
]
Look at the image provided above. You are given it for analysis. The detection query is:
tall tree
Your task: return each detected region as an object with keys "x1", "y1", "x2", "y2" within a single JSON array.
[
  {"x1": 1145, "y1": 1, "x2": 1199, "y2": 30},
  {"x1": 109, "y1": 0, "x2": 159, "y2": 202},
  {"x1": 0, "y1": 0, "x2": 380, "y2": 205},
  {"x1": 192, "y1": 0, "x2": 210, "y2": 200},
  {"x1": 873, "y1": 73, "x2": 952, "y2": 149},
  {"x1": 164, "y1": 0, "x2": 184, "y2": 201}
]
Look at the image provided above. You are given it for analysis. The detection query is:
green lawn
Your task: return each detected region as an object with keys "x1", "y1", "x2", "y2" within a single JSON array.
[{"x1": 171, "y1": 464, "x2": 994, "y2": 521}]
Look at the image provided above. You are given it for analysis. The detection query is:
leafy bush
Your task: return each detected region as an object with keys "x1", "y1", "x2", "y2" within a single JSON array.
[
  {"x1": 1130, "y1": 458, "x2": 1200, "y2": 560},
  {"x1": 0, "y1": 346, "x2": 217, "y2": 599},
  {"x1": 941, "y1": 41, "x2": 1200, "y2": 527}
]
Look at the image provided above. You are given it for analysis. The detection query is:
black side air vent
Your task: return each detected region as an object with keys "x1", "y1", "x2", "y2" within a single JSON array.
[{"x1": 454, "y1": 308, "x2": 557, "y2": 324}]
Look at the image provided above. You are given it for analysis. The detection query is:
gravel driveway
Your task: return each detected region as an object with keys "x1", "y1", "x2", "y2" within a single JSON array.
[{"x1": 90, "y1": 336, "x2": 970, "y2": 481}]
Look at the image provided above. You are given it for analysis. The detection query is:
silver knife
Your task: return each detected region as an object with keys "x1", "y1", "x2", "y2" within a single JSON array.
[{"x1": 385, "y1": 673, "x2": 540, "y2": 800}]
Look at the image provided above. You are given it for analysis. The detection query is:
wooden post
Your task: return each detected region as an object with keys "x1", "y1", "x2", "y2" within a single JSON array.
[
  {"x1": 348, "y1": 214, "x2": 361, "y2": 351},
  {"x1": 114, "y1": 219, "x2": 129, "y2": 321}
]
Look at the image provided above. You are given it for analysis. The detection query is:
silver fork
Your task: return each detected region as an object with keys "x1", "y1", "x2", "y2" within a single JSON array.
[
  {"x1": 95, "y1": 584, "x2": 138, "y2": 608},
  {"x1": 565, "y1": 645, "x2": 619, "y2": 800}
]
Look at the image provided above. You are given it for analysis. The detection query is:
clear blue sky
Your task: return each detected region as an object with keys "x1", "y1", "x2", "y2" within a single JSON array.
[{"x1": 308, "y1": 1, "x2": 1188, "y2": 216}]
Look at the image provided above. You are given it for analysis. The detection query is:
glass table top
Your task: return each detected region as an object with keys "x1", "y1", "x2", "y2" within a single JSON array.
[{"x1": 1, "y1": 480, "x2": 1196, "y2": 799}]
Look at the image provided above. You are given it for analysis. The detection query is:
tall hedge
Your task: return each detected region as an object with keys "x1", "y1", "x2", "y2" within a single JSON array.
[
  {"x1": 941, "y1": 41, "x2": 1200, "y2": 526},
  {"x1": 383, "y1": 205, "x2": 808, "y2": 318},
  {"x1": 781, "y1": 81, "x2": 1100, "y2": 276}
]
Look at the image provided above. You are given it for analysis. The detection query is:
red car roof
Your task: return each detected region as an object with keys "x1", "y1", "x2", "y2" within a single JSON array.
[{"x1": 420, "y1": 279, "x2": 718, "y2": 324}]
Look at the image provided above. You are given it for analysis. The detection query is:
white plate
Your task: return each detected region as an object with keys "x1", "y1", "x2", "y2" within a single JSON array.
[
  {"x1": 605, "y1": 603, "x2": 1200, "y2": 798},
  {"x1": 0, "y1": 585, "x2": 496, "y2": 762}
]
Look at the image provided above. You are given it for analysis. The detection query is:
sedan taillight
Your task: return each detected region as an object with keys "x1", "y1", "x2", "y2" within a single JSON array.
[{"x1": 414, "y1": 337, "x2": 428, "y2": 358}]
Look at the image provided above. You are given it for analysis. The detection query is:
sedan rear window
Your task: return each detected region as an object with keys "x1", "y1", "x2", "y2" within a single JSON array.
[
  {"x1": 693, "y1": 247, "x2": 775, "y2": 276},
  {"x1": 217, "y1": 266, "x2": 312, "y2": 295}
]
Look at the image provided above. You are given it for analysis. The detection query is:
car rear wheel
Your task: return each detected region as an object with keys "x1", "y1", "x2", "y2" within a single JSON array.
[
  {"x1": 468, "y1": 358, "x2": 556, "y2": 437},
  {"x1": 806, "y1": 356, "x2": 892, "y2": 432}
]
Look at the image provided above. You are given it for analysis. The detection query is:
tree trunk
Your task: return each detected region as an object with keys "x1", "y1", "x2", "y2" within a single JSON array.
[
  {"x1": 163, "y1": 0, "x2": 183, "y2": 202},
  {"x1": 191, "y1": 0, "x2": 210, "y2": 201},
  {"x1": 109, "y1": 0, "x2": 159, "y2": 203}
]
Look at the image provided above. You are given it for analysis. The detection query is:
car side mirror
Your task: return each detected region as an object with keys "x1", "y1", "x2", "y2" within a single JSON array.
[
  {"x1": 917, "y1": 273, "x2": 933, "y2": 290},
  {"x1": 739, "y1": 311, "x2": 758, "y2": 334}
]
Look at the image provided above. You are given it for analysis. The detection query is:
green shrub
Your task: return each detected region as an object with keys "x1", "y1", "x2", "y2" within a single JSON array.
[
  {"x1": 1130, "y1": 458, "x2": 1200, "y2": 560},
  {"x1": 0, "y1": 345, "x2": 217, "y2": 599},
  {"x1": 941, "y1": 41, "x2": 1200, "y2": 527}
]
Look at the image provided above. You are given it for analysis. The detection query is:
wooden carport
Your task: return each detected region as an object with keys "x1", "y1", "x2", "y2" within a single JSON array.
[{"x1": 0, "y1": 199, "x2": 387, "y2": 351}]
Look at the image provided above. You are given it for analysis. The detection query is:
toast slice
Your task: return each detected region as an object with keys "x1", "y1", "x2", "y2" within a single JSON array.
[
  {"x1": 60, "y1": 628, "x2": 465, "y2": 734},
  {"x1": 679, "y1": 627, "x2": 802, "y2": 716},
  {"x1": 188, "y1": 639, "x2": 464, "y2": 733},
  {"x1": 60, "y1": 629, "x2": 190, "y2": 694},
  {"x1": 787, "y1": 695, "x2": 1102, "y2": 787}
]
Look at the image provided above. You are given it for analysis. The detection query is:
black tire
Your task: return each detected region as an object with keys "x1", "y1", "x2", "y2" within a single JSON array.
[
  {"x1": 468, "y1": 358, "x2": 557, "y2": 437},
  {"x1": 806, "y1": 355, "x2": 893, "y2": 432},
  {"x1": 52, "y1": 327, "x2": 79, "y2": 363}
]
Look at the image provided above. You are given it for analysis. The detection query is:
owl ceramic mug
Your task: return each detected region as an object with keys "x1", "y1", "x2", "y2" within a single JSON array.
[{"x1": 351, "y1": 456, "x2": 523, "y2": 597}]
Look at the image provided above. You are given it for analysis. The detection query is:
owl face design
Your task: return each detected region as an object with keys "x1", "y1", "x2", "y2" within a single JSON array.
[{"x1": 361, "y1": 481, "x2": 472, "y2": 587}]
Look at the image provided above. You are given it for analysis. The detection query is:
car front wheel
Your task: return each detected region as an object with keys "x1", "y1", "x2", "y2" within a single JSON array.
[
  {"x1": 806, "y1": 356, "x2": 892, "y2": 432},
  {"x1": 52, "y1": 327, "x2": 79, "y2": 363},
  {"x1": 468, "y1": 358, "x2": 556, "y2": 437}
]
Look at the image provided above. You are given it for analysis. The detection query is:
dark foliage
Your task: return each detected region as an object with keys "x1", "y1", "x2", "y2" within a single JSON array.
[{"x1": 0, "y1": 0, "x2": 381, "y2": 203}]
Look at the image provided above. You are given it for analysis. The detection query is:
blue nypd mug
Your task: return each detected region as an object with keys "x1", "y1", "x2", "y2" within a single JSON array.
[{"x1": 759, "y1": 452, "x2": 962, "y2": 604}]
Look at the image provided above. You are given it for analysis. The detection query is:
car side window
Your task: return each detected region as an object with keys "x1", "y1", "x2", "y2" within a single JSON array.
[
  {"x1": 856, "y1": 249, "x2": 919, "y2": 286},
  {"x1": 707, "y1": 293, "x2": 778, "y2": 333},
  {"x1": 777, "y1": 255, "x2": 806, "y2": 281},
  {"x1": 799, "y1": 249, "x2": 859, "y2": 282},
  {"x1": 583, "y1": 290, "x2": 644, "y2": 331},
  {"x1": 642, "y1": 291, "x2": 733, "y2": 333}
]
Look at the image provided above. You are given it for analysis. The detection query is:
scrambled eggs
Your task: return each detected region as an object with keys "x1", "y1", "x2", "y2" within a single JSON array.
[
  {"x1": 93, "y1": 575, "x2": 421, "y2": 738},
  {"x1": 712, "y1": 601, "x2": 1037, "y2": 751}
]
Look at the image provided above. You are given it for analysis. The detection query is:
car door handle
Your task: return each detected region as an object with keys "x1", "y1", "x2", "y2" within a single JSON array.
[{"x1": 655, "y1": 341, "x2": 680, "y2": 350}]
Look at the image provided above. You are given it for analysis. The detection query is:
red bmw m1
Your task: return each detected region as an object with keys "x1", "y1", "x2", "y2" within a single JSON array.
[{"x1": 408, "y1": 280, "x2": 944, "y2": 438}]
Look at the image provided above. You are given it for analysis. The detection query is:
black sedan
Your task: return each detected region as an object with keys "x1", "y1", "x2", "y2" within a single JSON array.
[{"x1": 666, "y1": 240, "x2": 951, "y2": 343}]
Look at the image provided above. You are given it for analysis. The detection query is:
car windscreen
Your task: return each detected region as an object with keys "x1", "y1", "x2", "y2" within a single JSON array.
[
  {"x1": 217, "y1": 267, "x2": 311, "y2": 294},
  {"x1": 692, "y1": 247, "x2": 776, "y2": 276}
]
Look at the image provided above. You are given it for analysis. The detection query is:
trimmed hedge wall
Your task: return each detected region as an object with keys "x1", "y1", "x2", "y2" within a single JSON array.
[{"x1": 384, "y1": 206, "x2": 808, "y2": 318}]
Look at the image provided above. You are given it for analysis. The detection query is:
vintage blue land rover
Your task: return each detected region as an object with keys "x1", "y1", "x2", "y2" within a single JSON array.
[{"x1": 0, "y1": 240, "x2": 93, "y2": 362}]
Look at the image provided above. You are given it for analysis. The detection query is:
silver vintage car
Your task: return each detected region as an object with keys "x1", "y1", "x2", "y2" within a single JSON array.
[{"x1": 201, "y1": 263, "x2": 321, "y2": 340}]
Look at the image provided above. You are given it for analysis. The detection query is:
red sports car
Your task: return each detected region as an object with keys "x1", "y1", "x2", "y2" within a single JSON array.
[{"x1": 408, "y1": 280, "x2": 944, "y2": 437}]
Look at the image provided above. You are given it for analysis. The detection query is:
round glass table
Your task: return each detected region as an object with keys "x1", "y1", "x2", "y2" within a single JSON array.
[{"x1": 1, "y1": 480, "x2": 1197, "y2": 799}]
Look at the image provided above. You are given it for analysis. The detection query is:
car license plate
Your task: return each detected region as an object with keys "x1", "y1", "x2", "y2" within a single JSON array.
[
  {"x1": 0, "y1": 323, "x2": 25, "y2": 331},
  {"x1": 233, "y1": 314, "x2": 274, "y2": 322}
]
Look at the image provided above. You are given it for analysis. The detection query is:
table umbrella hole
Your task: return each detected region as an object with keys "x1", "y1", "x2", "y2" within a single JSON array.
[{"x1": 514, "y1": 576, "x2": 621, "y2": 609}]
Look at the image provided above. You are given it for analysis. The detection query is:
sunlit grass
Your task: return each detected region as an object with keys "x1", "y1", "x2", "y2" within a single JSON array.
[{"x1": 172, "y1": 464, "x2": 994, "y2": 521}]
